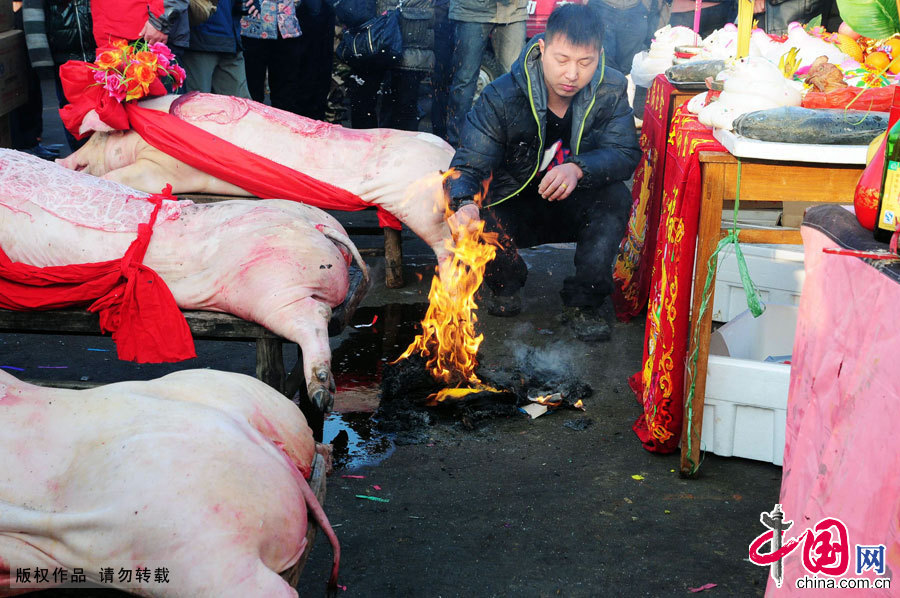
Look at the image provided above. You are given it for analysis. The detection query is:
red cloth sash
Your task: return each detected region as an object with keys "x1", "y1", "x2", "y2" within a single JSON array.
[
  {"x1": 59, "y1": 62, "x2": 402, "y2": 229},
  {"x1": 0, "y1": 188, "x2": 196, "y2": 364}
]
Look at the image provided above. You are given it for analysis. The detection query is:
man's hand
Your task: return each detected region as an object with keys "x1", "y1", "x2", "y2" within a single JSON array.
[
  {"x1": 753, "y1": 0, "x2": 765, "y2": 13},
  {"x1": 244, "y1": 0, "x2": 260, "y2": 17},
  {"x1": 140, "y1": 20, "x2": 168, "y2": 45},
  {"x1": 538, "y1": 163, "x2": 582, "y2": 202},
  {"x1": 447, "y1": 203, "x2": 481, "y2": 236}
]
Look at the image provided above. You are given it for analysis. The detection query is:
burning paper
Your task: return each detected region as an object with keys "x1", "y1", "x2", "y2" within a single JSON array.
[{"x1": 394, "y1": 173, "x2": 501, "y2": 400}]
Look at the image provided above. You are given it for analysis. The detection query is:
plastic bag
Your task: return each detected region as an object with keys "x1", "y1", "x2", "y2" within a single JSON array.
[
  {"x1": 802, "y1": 87, "x2": 895, "y2": 112},
  {"x1": 631, "y1": 51, "x2": 672, "y2": 88}
]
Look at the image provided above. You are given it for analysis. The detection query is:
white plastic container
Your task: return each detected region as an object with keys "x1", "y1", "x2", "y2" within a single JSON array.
[
  {"x1": 712, "y1": 244, "x2": 805, "y2": 323},
  {"x1": 700, "y1": 304, "x2": 797, "y2": 466}
]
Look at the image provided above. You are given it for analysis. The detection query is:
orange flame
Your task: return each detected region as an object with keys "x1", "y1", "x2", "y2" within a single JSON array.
[{"x1": 394, "y1": 170, "x2": 500, "y2": 393}]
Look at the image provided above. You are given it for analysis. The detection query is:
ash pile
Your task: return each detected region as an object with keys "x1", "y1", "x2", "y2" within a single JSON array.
[{"x1": 376, "y1": 344, "x2": 592, "y2": 439}]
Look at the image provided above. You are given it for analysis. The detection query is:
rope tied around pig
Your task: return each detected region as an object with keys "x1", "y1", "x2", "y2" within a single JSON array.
[
  {"x1": 0, "y1": 185, "x2": 196, "y2": 363},
  {"x1": 58, "y1": 61, "x2": 402, "y2": 230}
]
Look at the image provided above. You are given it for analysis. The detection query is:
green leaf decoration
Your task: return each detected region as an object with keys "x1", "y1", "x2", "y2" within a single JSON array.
[
  {"x1": 804, "y1": 14, "x2": 823, "y2": 31},
  {"x1": 837, "y1": 0, "x2": 900, "y2": 39}
]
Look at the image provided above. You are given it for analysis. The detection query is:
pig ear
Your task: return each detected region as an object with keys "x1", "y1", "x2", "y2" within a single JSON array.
[{"x1": 79, "y1": 110, "x2": 116, "y2": 136}]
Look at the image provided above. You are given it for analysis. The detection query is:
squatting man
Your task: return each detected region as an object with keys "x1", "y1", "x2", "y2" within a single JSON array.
[{"x1": 446, "y1": 3, "x2": 640, "y2": 342}]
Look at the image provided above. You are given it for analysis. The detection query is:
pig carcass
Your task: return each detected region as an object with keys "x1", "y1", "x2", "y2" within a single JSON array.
[
  {"x1": 0, "y1": 368, "x2": 339, "y2": 597},
  {"x1": 58, "y1": 92, "x2": 455, "y2": 264},
  {"x1": 0, "y1": 149, "x2": 368, "y2": 411}
]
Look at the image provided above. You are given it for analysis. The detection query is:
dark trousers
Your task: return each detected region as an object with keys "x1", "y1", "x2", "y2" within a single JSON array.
[
  {"x1": 482, "y1": 181, "x2": 632, "y2": 308},
  {"x1": 242, "y1": 34, "x2": 305, "y2": 114},
  {"x1": 293, "y1": 4, "x2": 335, "y2": 120},
  {"x1": 349, "y1": 67, "x2": 425, "y2": 131},
  {"x1": 595, "y1": 1, "x2": 652, "y2": 75}
]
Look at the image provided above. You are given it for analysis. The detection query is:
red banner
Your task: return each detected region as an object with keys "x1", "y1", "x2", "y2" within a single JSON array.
[
  {"x1": 613, "y1": 75, "x2": 677, "y2": 321},
  {"x1": 630, "y1": 106, "x2": 726, "y2": 453}
]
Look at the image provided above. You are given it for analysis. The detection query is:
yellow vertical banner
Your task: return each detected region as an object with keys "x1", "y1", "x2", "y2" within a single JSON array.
[{"x1": 736, "y1": 0, "x2": 753, "y2": 58}]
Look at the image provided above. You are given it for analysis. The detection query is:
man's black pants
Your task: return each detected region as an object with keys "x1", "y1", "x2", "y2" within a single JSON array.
[{"x1": 481, "y1": 181, "x2": 631, "y2": 309}]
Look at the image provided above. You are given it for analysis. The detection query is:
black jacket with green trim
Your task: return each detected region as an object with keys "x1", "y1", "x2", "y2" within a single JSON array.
[{"x1": 447, "y1": 34, "x2": 641, "y2": 210}]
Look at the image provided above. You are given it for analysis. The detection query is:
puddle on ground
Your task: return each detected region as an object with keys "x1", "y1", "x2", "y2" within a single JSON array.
[{"x1": 325, "y1": 303, "x2": 428, "y2": 469}]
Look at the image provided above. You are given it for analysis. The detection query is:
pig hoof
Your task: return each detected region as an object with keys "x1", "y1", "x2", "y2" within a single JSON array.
[{"x1": 311, "y1": 387, "x2": 334, "y2": 414}]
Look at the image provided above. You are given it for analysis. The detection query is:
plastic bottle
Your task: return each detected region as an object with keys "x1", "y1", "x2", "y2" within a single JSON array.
[{"x1": 875, "y1": 112, "x2": 900, "y2": 242}]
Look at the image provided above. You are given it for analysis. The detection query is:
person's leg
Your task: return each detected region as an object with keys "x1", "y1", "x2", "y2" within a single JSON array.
[
  {"x1": 615, "y1": 3, "x2": 652, "y2": 76},
  {"x1": 292, "y1": 3, "x2": 336, "y2": 119},
  {"x1": 349, "y1": 65, "x2": 387, "y2": 128},
  {"x1": 481, "y1": 189, "x2": 559, "y2": 301},
  {"x1": 596, "y1": 2, "x2": 623, "y2": 73},
  {"x1": 446, "y1": 20, "x2": 492, "y2": 146},
  {"x1": 490, "y1": 20, "x2": 526, "y2": 72},
  {"x1": 389, "y1": 69, "x2": 425, "y2": 131},
  {"x1": 181, "y1": 50, "x2": 218, "y2": 93},
  {"x1": 210, "y1": 51, "x2": 252, "y2": 98},
  {"x1": 560, "y1": 181, "x2": 632, "y2": 309},
  {"x1": 242, "y1": 36, "x2": 269, "y2": 103},
  {"x1": 431, "y1": 0, "x2": 453, "y2": 139},
  {"x1": 267, "y1": 35, "x2": 306, "y2": 113}
]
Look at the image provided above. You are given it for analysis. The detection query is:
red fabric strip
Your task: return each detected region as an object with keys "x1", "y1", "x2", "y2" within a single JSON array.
[{"x1": 0, "y1": 188, "x2": 195, "y2": 363}]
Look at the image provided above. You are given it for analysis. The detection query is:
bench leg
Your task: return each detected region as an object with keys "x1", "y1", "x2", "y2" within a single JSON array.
[
  {"x1": 384, "y1": 227, "x2": 404, "y2": 289},
  {"x1": 256, "y1": 338, "x2": 285, "y2": 394}
]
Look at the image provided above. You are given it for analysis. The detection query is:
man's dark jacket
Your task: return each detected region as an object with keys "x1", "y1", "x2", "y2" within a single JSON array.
[{"x1": 447, "y1": 34, "x2": 641, "y2": 209}]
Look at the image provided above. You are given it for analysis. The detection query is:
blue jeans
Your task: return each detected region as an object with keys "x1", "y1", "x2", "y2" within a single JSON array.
[
  {"x1": 595, "y1": 2, "x2": 652, "y2": 75},
  {"x1": 446, "y1": 19, "x2": 525, "y2": 146}
]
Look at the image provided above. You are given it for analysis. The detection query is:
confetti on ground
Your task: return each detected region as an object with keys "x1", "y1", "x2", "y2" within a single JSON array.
[
  {"x1": 355, "y1": 495, "x2": 389, "y2": 503},
  {"x1": 341, "y1": 475, "x2": 365, "y2": 479},
  {"x1": 0, "y1": 366, "x2": 24, "y2": 371},
  {"x1": 338, "y1": 584, "x2": 347, "y2": 591},
  {"x1": 354, "y1": 315, "x2": 378, "y2": 328},
  {"x1": 632, "y1": 474, "x2": 645, "y2": 481},
  {"x1": 373, "y1": 485, "x2": 382, "y2": 491},
  {"x1": 37, "y1": 366, "x2": 68, "y2": 369},
  {"x1": 689, "y1": 583, "x2": 717, "y2": 593},
  {"x1": 664, "y1": 510, "x2": 671, "y2": 514},
  {"x1": 86, "y1": 348, "x2": 109, "y2": 352}
]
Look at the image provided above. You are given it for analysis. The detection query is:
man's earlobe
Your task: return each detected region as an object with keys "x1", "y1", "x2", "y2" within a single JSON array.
[{"x1": 538, "y1": 38, "x2": 545, "y2": 54}]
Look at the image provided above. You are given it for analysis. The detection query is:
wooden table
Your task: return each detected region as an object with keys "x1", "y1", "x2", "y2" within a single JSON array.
[{"x1": 679, "y1": 151, "x2": 865, "y2": 475}]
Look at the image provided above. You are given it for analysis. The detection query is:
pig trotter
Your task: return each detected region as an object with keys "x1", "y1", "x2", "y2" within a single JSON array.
[{"x1": 308, "y1": 365, "x2": 335, "y2": 413}]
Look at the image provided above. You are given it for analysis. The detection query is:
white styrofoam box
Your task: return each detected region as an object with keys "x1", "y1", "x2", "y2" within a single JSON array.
[
  {"x1": 700, "y1": 304, "x2": 797, "y2": 466},
  {"x1": 712, "y1": 243, "x2": 805, "y2": 323},
  {"x1": 713, "y1": 128, "x2": 868, "y2": 165}
]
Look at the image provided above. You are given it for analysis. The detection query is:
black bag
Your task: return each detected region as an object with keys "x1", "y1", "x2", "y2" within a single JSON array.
[
  {"x1": 328, "y1": 0, "x2": 375, "y2": 27},
  {"x1": 335, "y1": 9, "x2": 403, "y2": 68}
]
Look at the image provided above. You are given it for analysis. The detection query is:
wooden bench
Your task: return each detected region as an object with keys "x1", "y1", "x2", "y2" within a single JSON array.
[{"x1": 0, "y1": 267, "x2": 368, "y2": 439}]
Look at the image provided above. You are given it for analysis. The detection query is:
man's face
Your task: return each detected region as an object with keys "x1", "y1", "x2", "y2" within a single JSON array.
[{"x1": 539, "y1": 35, "x2": 601, "y2": 100}]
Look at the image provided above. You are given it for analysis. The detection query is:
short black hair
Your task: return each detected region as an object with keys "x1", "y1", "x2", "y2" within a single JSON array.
[{"x1": 544, "y1": 4, "x2": 604, "y2": 52}]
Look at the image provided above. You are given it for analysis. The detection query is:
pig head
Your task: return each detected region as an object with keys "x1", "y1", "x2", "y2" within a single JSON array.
[
  {"x1": 0, "y1": 149, "x2": 368, "y2": 411},
  {"x1": 0, "y1": 368, "x2": 339, "y2": 597},
  {"x1": 59, "y1": 93, "x2": 456, "y2": 265}
]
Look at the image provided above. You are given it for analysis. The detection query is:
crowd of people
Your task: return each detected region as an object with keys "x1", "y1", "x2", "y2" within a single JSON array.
[{"x1": 10, "y1": 0, "x2": 838, "y2": 156}]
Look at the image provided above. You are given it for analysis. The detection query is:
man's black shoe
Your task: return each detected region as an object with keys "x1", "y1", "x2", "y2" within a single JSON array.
[
  {"x1": 486, "y1": 292, "x2": 522, "y2": 317},
  {"x1": 561, "y1": 306, "x2": 610, "y2": 342}
]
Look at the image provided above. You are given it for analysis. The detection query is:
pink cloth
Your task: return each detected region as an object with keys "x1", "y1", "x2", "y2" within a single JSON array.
[{"x1": 769, "y1": 224, "x2": 900, "y2": 595}]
